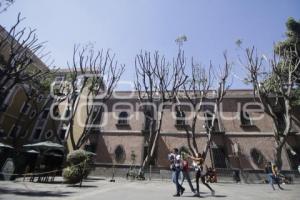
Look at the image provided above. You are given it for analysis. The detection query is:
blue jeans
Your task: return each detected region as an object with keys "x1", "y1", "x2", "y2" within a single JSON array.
[
  {"x1": 267, "y1": 173, "x2": 276, "y2": 190},
  {"x1": 267, "y1": 173, "x2": 274, "y2": 184},
  {"x1": 172, "y1": 168, "x2": 184, "y2": 194},
  {"x1": 266, "y1": 173, "x2": 283, "y2": 190}
]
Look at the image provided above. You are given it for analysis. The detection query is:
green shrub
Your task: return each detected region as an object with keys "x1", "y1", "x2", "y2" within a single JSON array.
[
  {"x1": 63, "y1": 150, "x2": 93, "y2": 184},
  {"x1": 63, "y1": 166, "x2": 83, "y2": 184},
  {"x1": 67, "y1": 149, "x2": 88, "y2": 165}
]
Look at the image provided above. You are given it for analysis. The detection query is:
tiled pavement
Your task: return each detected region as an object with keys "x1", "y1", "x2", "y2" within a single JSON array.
[{"x1": 0, "y1": 177, "x2": 299, "y2": 200}]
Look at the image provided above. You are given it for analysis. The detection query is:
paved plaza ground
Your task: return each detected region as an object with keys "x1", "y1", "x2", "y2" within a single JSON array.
[{"x1": 0, "y1": 177, "x2": 299, "y2": 200}]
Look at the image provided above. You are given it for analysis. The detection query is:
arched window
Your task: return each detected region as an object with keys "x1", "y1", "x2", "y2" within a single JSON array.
[
  {"x1": 176, "y1": 110, "x2": 186, "y2": 126},
  {"x1": 114, "y1": 145, "x2": 126, "y2": 163},
  {"x1": 240, "y1": 110, "x2": 251, "y2": 126},
  {"x1": 118, "y1": 111, "x2": 129, "y2": 125},
  {"x1": 52, "y1": 105, "x2": 60, "y2": 117},
  {"x1": 250, "y1": 148, "x2": 264, "y2": 166},
  {"x1": 143, "y1": 110, "x2": 152, "y2": 131},
  {"x1": 64, "y1": 107, "x2": 71, "y2": 119},
  {"x1": 204, "y1": 112, "x2": 213, "y2": 128},
  {"x1": 212, "y1": 146, "x2": 228, "y2": 168},
  {"x1": 213, "y1": 119, "x2": 220, "y2": 132},
  {"x1": 20, "y1": 102, "x2": 31, "y2": 115}
]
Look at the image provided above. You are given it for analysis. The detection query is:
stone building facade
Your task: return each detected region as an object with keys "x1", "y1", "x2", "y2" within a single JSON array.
[
  {"x1": 65, "y1": 90, "x2": 300, "y2": 171},
  {"x1": 0, "y1": 25, "x2": 65, "y2": 177}
]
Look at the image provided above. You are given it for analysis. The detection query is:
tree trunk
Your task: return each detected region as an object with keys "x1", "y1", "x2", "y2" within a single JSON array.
[
  {"x1": 275, "y1": 143, "x2": 284, "y2": 170},
  {"x1": 138, "y1": 129, "x2": 159, "y2": 177},
  {"x1": 184, "y1": 129, "x2": 197, "y2": 157},
  {"x1": 139, "y1": 108, "x2": 163, "y2": 178}
]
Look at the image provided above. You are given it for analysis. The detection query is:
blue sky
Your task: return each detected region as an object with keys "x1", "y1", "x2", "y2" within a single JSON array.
[{"x1": 1, "y1": 0, "x2": 300, "y2": 89}]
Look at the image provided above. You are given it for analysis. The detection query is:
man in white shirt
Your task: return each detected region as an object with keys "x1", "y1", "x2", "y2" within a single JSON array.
[{"x1": 169, "y1": 148, "x2": 185, "y2": 197}]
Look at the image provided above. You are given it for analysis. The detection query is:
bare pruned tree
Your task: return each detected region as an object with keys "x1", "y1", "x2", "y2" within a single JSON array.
[
  {"x1": 242, "y1": 45, "x2": 300, "y2": 169},
  {"x1": 135, "y1": 49, "x2": 187, "y2": 176},
  {"x1": 55, "y1": 44, "x2": 124, "y2": 150},
  {"x1": 176, "y1": 52, "x2": 231, "y2": 162},
  {"x1": 176, "y1": 61, "x2": 213, "y2": 157},
  {"x1": 0, "y1": 13, "x2": 52, "y2": 112}
]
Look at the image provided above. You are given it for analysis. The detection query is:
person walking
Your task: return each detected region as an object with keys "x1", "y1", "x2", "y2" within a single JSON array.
[
  {"x1": 169, "y1": 148, "x2": 185, "y2": 197},
  {"x1": 265, "y1": 162, "x2": 284, "y2": 190},
  {"x1": 180, "y1": 153, "x2": 195, "y2": 193},
  {"x1": 265, "y1": 162, "x2": 275, "y2": 190},
  {"x1": 188, "y1": 153, "x2": 215, "y2": 197},
  {"x1": 232, "y1": 169, "x2": 241, "y2": 183},
  {"x1": 272, "y1": 163, "x2": 284, "y2": 190}
]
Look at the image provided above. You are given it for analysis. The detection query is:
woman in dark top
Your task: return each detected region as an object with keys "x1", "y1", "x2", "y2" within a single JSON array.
[{"x1": 188, "y1": 153, "x2": 215, "y2": 197}]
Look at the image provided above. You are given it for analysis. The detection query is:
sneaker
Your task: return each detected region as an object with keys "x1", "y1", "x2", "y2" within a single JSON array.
[
  {"x1": 173, "y1": 194, "x2": 180, "y2": 197},
  {"x1": 180, "y1": 187, "x2": 185, "y2": 195}
]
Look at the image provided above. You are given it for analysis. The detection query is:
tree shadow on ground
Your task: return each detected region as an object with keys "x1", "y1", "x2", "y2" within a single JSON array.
[
  {"x1": 66, "y1": 185, "x2": 98, "y2": 188},
  {"x1": 213, "y1": 195, "x2": 227, "y2": 198},
  {"x1": 183, "y1": 194, "x2": 227, "y2": 198},
  {"x1": 182, "y1": 192, "x2": 227, "y2": 198},
  {"x1": 279, "y1": 188, "x2": 292, "y2": 191},
  {"x1": 0, "y1": 187, "x2": 74, "y2": 197},
  {"x1": 86, "y1": 177, "x2": 106, "y2": 181},
  {"x1": 84, "y1": 178, "x2": 106, "y2": 182},
  {"x1": 30, "y1": 180, "x2": 64, "y2": 184}
]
